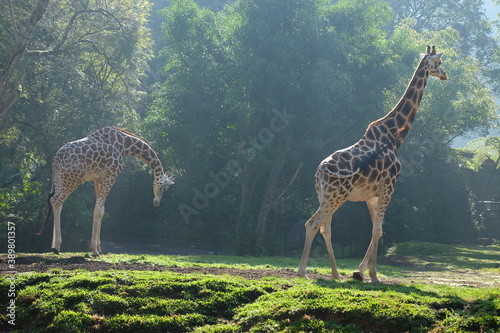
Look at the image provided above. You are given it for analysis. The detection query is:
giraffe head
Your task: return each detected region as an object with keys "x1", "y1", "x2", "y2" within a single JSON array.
[
  {"x1": 153, "y1": 174, "x2": 175, "y2": 207},
  {"x1": 424, "y1": 45, "x2": 447, "y2": 81}
]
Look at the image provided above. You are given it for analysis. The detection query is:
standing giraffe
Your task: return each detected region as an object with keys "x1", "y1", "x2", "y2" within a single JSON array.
[
  {"x1": 298, "y1": 46, "x2": 447, "y2": 282},
  {"x1": 40, "y1": 126, "x2": 174, "y2": 256}
]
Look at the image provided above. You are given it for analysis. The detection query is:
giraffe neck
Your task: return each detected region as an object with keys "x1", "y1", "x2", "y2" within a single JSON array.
[
  {"x1": 364, "y1": 56, "x2": 430, "y2": 149},
  {"x1": 96, "y1": 126, "x2": 165, "y2": 179}
]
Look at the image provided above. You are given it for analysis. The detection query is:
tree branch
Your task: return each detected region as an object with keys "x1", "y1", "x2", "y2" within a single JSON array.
[
  {"x1": 274, "y1": 162, "x2": 303, "y2": 203},
  {"x1": 26, "y1": 8, "x2": 125, "y2": 56},
  {"x1": 7, "y1": 0, "x2": 18, "y2": 34}
]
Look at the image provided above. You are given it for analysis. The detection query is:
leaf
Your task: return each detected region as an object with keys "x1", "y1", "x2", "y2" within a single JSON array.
[{"x1": 463, "y1": 136, "x2": 500, "y2": 170}]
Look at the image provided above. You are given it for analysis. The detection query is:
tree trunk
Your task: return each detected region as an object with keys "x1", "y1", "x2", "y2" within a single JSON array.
[
  {"x1": 255, "y1": 137, "x2": 303, "y2": 251},
  {"x1": 255, "y1": 157, "x2": 285, "y2": 251}
]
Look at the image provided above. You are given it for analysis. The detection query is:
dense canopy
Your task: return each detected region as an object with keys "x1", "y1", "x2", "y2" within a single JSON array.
[{"x1": 1, "y1": 0, "x2": 498, "y2": 255}]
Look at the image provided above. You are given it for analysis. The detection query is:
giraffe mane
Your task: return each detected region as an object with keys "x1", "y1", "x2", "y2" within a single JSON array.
[
  {"x1": 395, "y1": 126, "x2": 409, "y2": 136},
  {"x1": 111, "y1": 126, "x2": 146, "y2": 142}
]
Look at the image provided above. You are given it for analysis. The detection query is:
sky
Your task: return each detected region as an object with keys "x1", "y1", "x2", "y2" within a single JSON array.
[{"x1": 484, "y1": 0, "x2": 499, "y2": 24}]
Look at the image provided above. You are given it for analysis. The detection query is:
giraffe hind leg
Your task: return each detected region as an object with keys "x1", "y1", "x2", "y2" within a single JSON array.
[
  {"x1": 320, "y1": 217, "x2": 341, "y2": 280},
  {"x1": 51, "y1": 206, "x2": 61, "y2": 256},
  {"x1": 298, "y1": 210, "x2": 323, "y2": 278},
  {"x1": 298, "y1": 206, "x2": 341, "y2": 280},
  {"x1": 50, "y1": 187, "x2": 77, "y2": 254}
]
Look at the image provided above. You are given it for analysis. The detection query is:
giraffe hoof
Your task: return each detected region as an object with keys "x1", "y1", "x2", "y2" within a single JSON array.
[
  {"x1": 52, "y1": 248, "x2": 60, "y2": 255},
  {"x1": 298, "y1": 270, "x2": 309, "y2": 279},
  {"x1": 352, "y1": 271, "x2": 364, "y2": 281}
]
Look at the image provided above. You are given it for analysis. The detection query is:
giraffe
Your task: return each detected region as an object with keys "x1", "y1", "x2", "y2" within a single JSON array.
[
  {"x1": 40, "y1": 126, "x2": 174, "y2": 256},
  {"x1": 298, "y1": 46, "x2": 447, "y2": 282}
]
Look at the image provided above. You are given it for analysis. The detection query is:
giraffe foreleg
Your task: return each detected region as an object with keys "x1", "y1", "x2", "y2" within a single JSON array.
[
  {"x1": 354, "y1": 223, "x2": 382, "y2": 282},
  {"x1": 91, "y1": 179, "x2": 114, "y2": 256},
  {"x1": 368, "y1": 225, "x2": 382, "y2": 282},
  {"x1": 90, "y1": 201, "x2": 105, "y2": 257},
  {"x1": 354, "y1": 196, "x2": 387, "y2": 283}
]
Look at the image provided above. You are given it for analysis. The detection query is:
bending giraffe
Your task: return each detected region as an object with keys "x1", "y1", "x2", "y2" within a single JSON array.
[
  {"x1": 298, "y1": 46, "x2": 448, "y2": 282},
  {"x1": 38, "y1": 126, "x2": 174, "y2": 256}
]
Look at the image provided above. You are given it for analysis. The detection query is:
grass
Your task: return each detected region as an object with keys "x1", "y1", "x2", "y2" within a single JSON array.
[{"x1": 1, "y1": 241, "x2": 499, "y2": 332}]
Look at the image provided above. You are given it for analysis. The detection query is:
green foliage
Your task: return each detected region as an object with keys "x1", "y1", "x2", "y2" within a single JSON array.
[
  {"x1": 462, "y1": 137, "x2": 500, "y2": 171},
  {"x1": 143, "y1": 0, "x2": 499, "y2": 255},
  {"x1": 389, "y1": 0, "x2": 500, "y2": 93},
  {"x1": 1, "y1": 269, "x2": 273, "y2": 332},
  {"x1": 147, "y1": 0, "x2": 399, "y2": 253},
  {"x1": 48, "y1": 310, "x2": 94, "y2": 333},
  {"x1": 236, "y1": 284, "x2": 435, "y2": 332},
  {"x1": 0, "y1": 0, "x2": 498, "y2": 255}
]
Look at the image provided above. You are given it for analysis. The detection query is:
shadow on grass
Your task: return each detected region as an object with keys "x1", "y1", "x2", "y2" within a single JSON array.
[
  {"x1": 314, "y1": 278, "x2": 442, "y2": 298},
  {"x1": 384, "y1": 242, "x2": 500, "y2": 270},
  {"x1": 16, "y1": 254, "x2": 88, "y2": 265}
]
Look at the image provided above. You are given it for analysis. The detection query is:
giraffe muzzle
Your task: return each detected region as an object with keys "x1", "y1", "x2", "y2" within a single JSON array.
[{"x1": 436, "y1": 69, "x2": 448, "y2": 81}]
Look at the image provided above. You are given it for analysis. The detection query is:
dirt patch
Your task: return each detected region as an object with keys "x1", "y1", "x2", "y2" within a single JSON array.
[
  {"x1": 0, "y1": 254, "x2": 328, "y2": 281},
  {"x1": 2, "y1": 254, "x2": 499, "y2": 288}
]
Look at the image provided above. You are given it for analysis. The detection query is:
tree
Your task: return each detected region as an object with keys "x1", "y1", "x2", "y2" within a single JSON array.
[
  {"x1": 460, "y1": 136, "x2": 500, "y2": 239},
  {"x1": 462, "y1": 136, "x2": 500, "y2": 201},
  {"x1": 148, "y1": 0, "x2": 400, "y2": 253},
  {"x1": 388, "y1": 0, "x2": 497, "y2": 57},
  {"x1": 148, "y1": 0, "x2": 498, "y2": 254},
  {"x1": 2, "y1": 0, "x2": 498, "y2": 253},
  {"x1": 0, "y1": 0, "x2": 50, "y2": 116}
]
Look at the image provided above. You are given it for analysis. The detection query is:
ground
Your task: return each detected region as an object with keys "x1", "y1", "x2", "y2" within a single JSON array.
[
  {"x1": 0, "y1": 254, "x2": 326, "y2": 280},
  {"x1": 1, "y1": 251, "x2": 499, "y2": 288}
]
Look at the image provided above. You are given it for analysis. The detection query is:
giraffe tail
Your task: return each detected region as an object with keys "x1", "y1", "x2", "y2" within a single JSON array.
[{"x1": 35, "y1": 188, "x2": 54, "y2": 236}]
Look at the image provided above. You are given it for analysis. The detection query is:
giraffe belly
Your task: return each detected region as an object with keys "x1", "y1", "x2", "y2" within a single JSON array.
[{"x1": 347, "y1": 184, "x2": 378, "y2": 202}]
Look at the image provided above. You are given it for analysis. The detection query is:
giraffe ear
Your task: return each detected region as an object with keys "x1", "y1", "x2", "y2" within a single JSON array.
[
  {"x1": 165, "y1": 175, "x2": 175, "y2": 185},
  {"x1": 435, "y1": 52, "x2": 444, "y2": 59}
]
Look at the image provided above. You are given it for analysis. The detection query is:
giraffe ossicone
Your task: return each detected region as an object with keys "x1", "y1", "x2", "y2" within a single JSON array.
[
  {"x1": 298, "y1": 46, "x2": 447, "y2": 283},
  {"x1": 40, "y1": 126, "x2": 174, "y2": 256}
]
